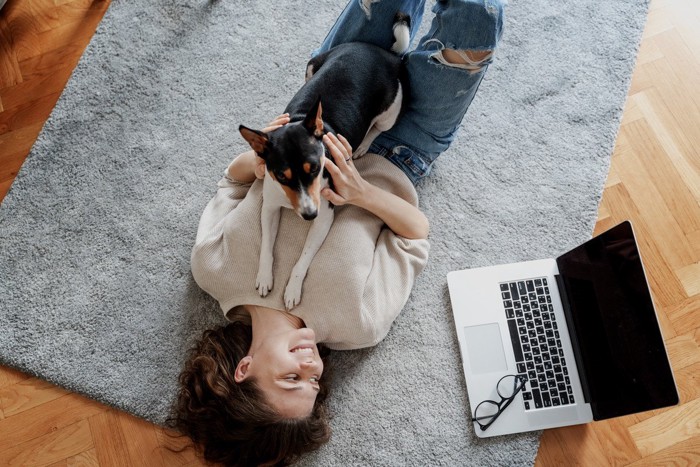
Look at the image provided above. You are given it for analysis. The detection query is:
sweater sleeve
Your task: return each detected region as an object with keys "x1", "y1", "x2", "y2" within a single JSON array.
[
  {"x1": 194, "y1": 168, "x2": 253, "y2": 246},
  {"x1": 359, "y1": 230, "x2": 430, "y2": 347}
]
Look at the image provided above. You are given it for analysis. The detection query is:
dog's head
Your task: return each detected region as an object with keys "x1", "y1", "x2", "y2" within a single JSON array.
[{"x1": 239, "y1": 99, "x2": 326, "y2": 220}]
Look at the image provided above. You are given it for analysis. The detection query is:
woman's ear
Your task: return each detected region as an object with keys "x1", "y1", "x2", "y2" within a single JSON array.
[{"x1": 234, "y1": 356, "x2": 253, "y2": 383}]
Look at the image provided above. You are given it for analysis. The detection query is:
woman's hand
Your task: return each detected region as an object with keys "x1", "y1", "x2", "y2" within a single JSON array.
[
  {"x1": 321, "y1": 133, "x2": 370, "y2": 206},
  {"x1": 228, "y1": 113, "x2": 290, "y2": 182},
  {"x1": 321, "y1": 132, "x2": 429, "y2": 239}
]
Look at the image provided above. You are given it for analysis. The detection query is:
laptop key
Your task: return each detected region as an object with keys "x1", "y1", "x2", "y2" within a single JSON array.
[
  {"x1": 552, "y1": 398, "x2": 561, "y2": 407},
  {"x1": 542, "y1": 278, "x2": 548, "y2": 286},
  {"x1": 560, "y1": 393, "x2": 569, "y2": 405},
  {"x1": 516, "y1": 281, "x2": 526, "y2": 295},
  {"x1": 506, "y1": 319, "x2": 524, "y2": 362},
  {"x1": 516, "y1": 308, "x2": 524, "y2": 317},
  {"x1": 528, "y1": 370, "x2": 537, "y2": 379},
  {"x1": 523, "y1": 392, "x2": 532, "y2": 400},
  {"x1": 517, "y1": 363, "x2": 526, "y2": 373},
  {"x1": 524, "y1": 401, "x2": 531, "y2": 410},
  {"x1": 506, "y1": 308, "x2": 514, "y2": 318},
  {"x1": 526, "y1": 280, "x2": 535, "y2": 292},
  {"x1": 527, "y1": 361, "x2": 534, "y2": 370},
  {"x1": 532, "y1": 389, "x2": 543, "y2": 408},
  {"x1": 501, "y1": 283, "x2": 509, "y2": 292},
  {"x1": 511, "y1": 283, "x2": 520, "y2": 300},
  {"x1": 534, "y1": 279, "x2": 542, "y2": 287},
  {"x1": 542, "y1": 393, "x2": 551, "y2": 407}
]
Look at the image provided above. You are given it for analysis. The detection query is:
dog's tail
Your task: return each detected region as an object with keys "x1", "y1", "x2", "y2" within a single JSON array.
[{"x1": 390, "y1": 12, "x2": 411, "y2": 55}]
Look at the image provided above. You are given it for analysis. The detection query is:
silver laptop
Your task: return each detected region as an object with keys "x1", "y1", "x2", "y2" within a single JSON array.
[{"x1": 447, "y1": 221, "x2": 679, "y2": 438}]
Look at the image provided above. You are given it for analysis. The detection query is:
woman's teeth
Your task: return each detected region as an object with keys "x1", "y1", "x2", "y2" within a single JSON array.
[{"x1": 292, "y1": 347, "x2": 313, "y2": 354}]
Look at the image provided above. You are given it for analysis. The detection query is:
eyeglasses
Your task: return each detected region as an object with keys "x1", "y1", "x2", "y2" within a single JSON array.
[{"x1": 470, "y1": 374, "x2": 527, "y2": 431}]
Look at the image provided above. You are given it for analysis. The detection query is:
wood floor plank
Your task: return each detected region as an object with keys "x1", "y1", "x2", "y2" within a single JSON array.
[
  {"x1": 0, "y1": 123, "x2": 44, "y2": 153},
  {"x1": 0, "y1": 376, "x2": 70, "y2": 418},
  {"x1": 0, "y1": 367, "x2": 30, "y2": 389},
  {"x1": 651, "y1": 27, "x2": 700, "y2": 116},
  {"x1": 0, "y1": 15, "x2": 23, "y2": 89},
  {"x1": 666, "y1": 295, "x2": 700, "y2": 337},
  {"x1": 0, "y1": 91, "x2": 61, "y2": 134},
  {"x1": 155, "y1": 428, "x2": 200, "y2": 466},
  {"x1": 117, "y1": 412, "x2": 167, "y2": 466},
  {"x1": 0, "y1": 149, "x2": 28, "y2": 184},
  {"x1": 0, "y1": 419, "x2": 93, "y2": 467},
  {"x1": 676, "y1": 263, "x2": 700, "y2": 297},
  {"x1": 628, "y1": 397, "x2": 700, "y2": 457},
  {"x1": 0, "y1": 393, "x2": 105, "y2": 453},
  {"x1": 592, "y1": 417, "x2": 643, "y2": 466},
  {"x1": 614, "y1": 124, "x2": 698, "y2": 268},
  {"x1": 536, "y1": 424, "x2": 609, "y2": 467},
  {"x1": 13, "y1": 5, "x2": 106, "y2": 63},
  {"x1": 66, "y1": 448, "x2": 99, "y2": 467},
  {"x1": 665, "y1": 332, "x2": 700, "y2": 370},
  {"x1": 675, "y1": 362, "x2": 700, "y2": 405},
  {"x1": 627, "y1": 436, "x2": 700, "y2": 467},
  {"x1": 88, "y1": 410, "x2": 131, "y2": 467},
  {"x1": 0, "y1": 63, "x2": 74, "y2": 111},
  {"x1": 18, "y1": 42, "x2": 84, "y2": 81},
  {"x1": 632, "y1": 89, "x2": 700, "y2": 203},
  {"x1": 642, "y1": 56, "x2": 700, "y2": 167}
]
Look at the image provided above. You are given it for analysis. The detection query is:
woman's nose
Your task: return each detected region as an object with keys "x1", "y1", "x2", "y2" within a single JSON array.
[{"x1": 300, "y1": 360, "x2": 317, "y2": 369}]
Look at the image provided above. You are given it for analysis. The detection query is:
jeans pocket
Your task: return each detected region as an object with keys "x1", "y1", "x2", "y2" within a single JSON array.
[{"x1": 392, "y1": 145, "x2": 432, "y2": 181}]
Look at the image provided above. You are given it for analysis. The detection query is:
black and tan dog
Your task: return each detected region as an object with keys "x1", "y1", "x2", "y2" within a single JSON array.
[{"x1": 240, "y1": 13, "x2": 410, "y2": 309}]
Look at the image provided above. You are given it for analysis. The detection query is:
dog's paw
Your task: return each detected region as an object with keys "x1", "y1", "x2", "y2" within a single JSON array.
[
  {"x1": 352, "y1": 145, "x2": 369, "y2": 159},
  {"x1": 255, "y1": 269, "x2": 274, "y2": 297},
  {"x1": 284, "y1": 276, "x2": 304, "y2": 310}
]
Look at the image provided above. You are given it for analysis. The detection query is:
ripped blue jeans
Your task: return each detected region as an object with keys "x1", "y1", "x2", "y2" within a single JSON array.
[{"x1": 314, "y1": 0, "x2": 507, "y2": 184}]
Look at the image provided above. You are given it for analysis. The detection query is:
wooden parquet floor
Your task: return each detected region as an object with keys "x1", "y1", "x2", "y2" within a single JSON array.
[{"x1": 0, "y1": 0, "x2": 698, "y2": 465}]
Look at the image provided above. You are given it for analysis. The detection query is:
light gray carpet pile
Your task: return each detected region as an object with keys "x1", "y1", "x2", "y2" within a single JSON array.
[{"x1": 0, "y1": 0, "x2": 649, "y2": 464}]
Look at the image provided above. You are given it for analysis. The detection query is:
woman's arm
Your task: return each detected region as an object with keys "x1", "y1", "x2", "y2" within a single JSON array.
[
  {"x1": 321, "y1": 133, "x2": 429, "y2": 240},
  {"x1": 226, "y1": 114, "x2": 290, "y2": 183}
]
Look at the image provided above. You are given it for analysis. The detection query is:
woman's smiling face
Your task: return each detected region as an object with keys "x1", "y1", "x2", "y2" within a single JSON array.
[{"x1": 235, "y1": 327, "x2": 324, "y2": 419}]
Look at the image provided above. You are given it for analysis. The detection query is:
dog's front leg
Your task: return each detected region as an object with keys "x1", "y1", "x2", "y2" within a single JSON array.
[
  {"x1": 284, "y1": 203, "x2": 334, "y2": 310},
  {"x1": 256, "y1": 204, "x2": 281, "y2": 297},
  {"x1": 354, "y1": 125, "x2": 383, "y2": 158}
]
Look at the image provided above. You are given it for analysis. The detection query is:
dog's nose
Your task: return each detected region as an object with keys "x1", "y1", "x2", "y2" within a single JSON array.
[{"x1": 301, "y1": 211, "x2": 318, "y2": 221}]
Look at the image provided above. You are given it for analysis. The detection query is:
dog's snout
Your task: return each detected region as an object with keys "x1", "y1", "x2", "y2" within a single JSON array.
[{"x1": 301, "y1": 211, "x2": 318, "y2": 221}]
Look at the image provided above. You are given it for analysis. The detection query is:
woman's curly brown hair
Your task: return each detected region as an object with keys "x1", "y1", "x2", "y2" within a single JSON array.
[{"x1": 167, "y1": 322, "x2": 332, "y2": 466}]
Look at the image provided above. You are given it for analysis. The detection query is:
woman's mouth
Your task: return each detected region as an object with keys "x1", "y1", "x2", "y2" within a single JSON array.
[{"x1": 290, "y1": 346, "x2": 314, "y2": 354}]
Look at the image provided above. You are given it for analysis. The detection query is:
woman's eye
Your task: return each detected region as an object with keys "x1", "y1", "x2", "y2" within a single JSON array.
[
  {"x1": 310, "y1": 376, "x2": 320, "y2": 383},
  {"x1": 285, "y1": 375, "x2": 299, "y2": 381}
]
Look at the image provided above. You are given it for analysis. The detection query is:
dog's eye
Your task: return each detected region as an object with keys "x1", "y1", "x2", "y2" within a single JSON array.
[
  {"x1": 275, "y1": 171, "x2": 288, "y2": 181},
  {"x1": 309, "y1": 165, "x2": 320, "y2": 176}
]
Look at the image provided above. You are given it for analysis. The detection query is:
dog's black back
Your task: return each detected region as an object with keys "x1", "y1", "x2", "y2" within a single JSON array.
[{"x1": 285, "y1": 42, "x2": 404, "y2": 149}]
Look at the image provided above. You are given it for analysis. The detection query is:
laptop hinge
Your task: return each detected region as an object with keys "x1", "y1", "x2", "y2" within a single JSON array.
[{"x1": 555, "y1": 274, "x2": 593, "y2": 406}]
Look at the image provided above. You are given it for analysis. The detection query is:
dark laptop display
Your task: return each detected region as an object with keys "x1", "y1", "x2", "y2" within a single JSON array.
[{"x1": 555, "y1": 221, "x2": 679, "y2": 420}]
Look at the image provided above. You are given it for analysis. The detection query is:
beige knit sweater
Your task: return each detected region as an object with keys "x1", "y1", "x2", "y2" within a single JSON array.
[{"x1": 190, "y1": 154, "x2": 430, "y2": 350}]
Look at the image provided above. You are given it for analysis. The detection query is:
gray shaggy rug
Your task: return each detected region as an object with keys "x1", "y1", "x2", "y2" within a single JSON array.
[{"x1": 0, "y1": 0, "x2": 649, "y2": 464}]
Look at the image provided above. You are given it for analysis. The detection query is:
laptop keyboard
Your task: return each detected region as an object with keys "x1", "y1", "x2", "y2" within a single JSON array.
[{"x1": 501, "y1": 278, "x2": 575, "y2": 410}]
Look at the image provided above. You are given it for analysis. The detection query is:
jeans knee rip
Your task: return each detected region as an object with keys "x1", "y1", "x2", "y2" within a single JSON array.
[
  {"x1": 430, "y1": 49, "x2": 493, "y2": 74},
  {"x1": 422, "y1": 39, "x2": 493, "y2": 74}
]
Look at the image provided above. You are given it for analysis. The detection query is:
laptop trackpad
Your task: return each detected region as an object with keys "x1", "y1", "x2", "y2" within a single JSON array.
[{"x1": 463, "y1": 323, "x2": 508, "y2": 375}]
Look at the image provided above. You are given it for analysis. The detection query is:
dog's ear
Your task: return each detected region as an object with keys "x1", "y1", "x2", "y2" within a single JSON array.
[
  {"x1": 303, "y1": 97, "x2": 324, "y2": 138},
  {"x1": 239, "y1": 125, "x2": 270, "y2": 156}
]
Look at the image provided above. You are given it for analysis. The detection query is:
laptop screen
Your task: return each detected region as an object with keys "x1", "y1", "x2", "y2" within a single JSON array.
[{"x1": 555, "y1": 221, "x2": 678, "y2": 420}]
